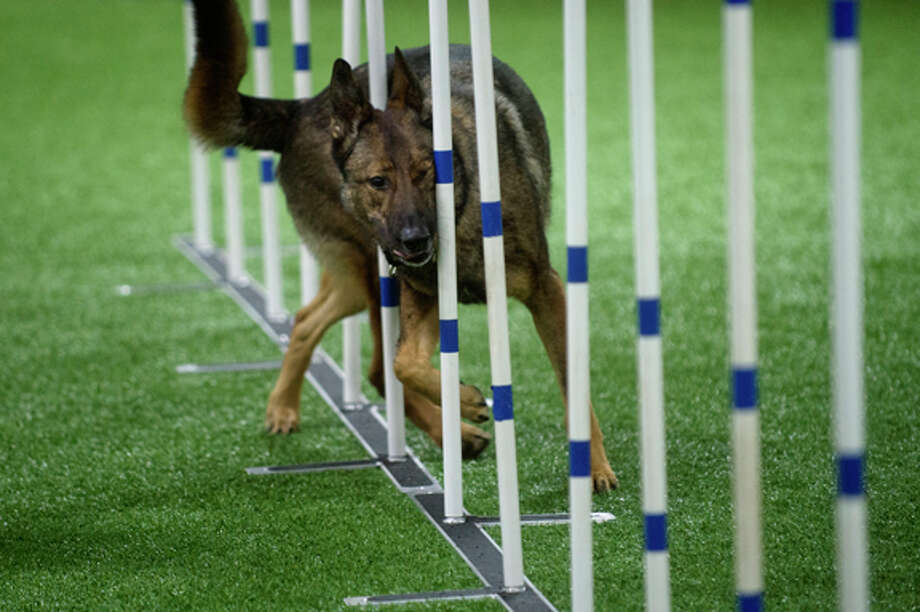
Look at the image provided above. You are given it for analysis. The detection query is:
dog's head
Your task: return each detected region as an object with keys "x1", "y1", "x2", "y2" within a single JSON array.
[{"x1": 328, "y1": 49, "x2": 437, "y2": 269}]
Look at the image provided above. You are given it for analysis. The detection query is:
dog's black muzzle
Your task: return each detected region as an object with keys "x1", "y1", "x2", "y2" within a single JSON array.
[{"x1": 392, "y1": 225, "x2": 436, "y2": 268}]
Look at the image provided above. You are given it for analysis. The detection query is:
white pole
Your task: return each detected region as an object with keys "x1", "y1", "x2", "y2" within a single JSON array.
[
  {"x1": 342, "y1": 0, "x2": 362, "y2": 66},
  {"x1": 183, "y1": 0, "x2": 213, "y2": 252},
  {"x1": 428, "y1": 0, "x2": 464, "y2": 523},
  {"x1": 468, "y1": 0, "x2": 524, "y2": 591},
  {"x1": 291, "y1": 0, "x2": 313, "y2": 99},
  {"x1": 723, "y1": 1, "x2": 763, "y2": 610},
  {"x1": 829, "y1": 2, "x2": 867, "y2": 611},
  {"x1": 341, "y1": 0, "x2": 363, "y2": 408},
  {"x1": 564, "y1": 0, "x2": 592, "y2": 610},
  {"x1": 222, "y1": 147, "x2": 246, "y2": 283},
  {"x1": 365, "y1": 0, "x2": 406, "y2": 460},
  {"x1": 251, "y1": 0, "x2": 285, "y2": 321},
  {"x1": 364, "y1": 0, "x2": 388, "y2": 110},
  {"x1": 626, "y1": 1, "x2": 671, "y2": 610},
  {"x1": 291, "y1": 0, "x2": 320, "y2": 306}
]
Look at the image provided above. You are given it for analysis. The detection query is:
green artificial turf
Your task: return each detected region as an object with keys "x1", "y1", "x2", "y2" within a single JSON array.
[{"x1": 2, "y1": 1, "x2": 918, "y2": 610}]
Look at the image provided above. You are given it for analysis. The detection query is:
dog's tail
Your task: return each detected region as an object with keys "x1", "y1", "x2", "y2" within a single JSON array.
[{"x1": 183, "y1": 0, "x2": 296, "y2": 152}]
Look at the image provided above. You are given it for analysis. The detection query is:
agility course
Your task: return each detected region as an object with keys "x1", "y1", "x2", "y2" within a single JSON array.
[{"x1": 2, "y1": 1, "x2": 919, "y2": 610}]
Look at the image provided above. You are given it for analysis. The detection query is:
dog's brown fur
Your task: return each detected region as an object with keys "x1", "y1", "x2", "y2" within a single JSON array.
[{"x1": 184, "y1": 0, "x2": 617, "y2": 492}]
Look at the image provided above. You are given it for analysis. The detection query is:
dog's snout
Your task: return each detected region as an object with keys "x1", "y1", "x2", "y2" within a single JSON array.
[{"x1": 400, "y1": 225, "x2": 431, "y2": 255}]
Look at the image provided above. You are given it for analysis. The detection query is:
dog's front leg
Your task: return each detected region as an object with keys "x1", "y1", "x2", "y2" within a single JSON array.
[
  {"x1": 266, "y1": 268, "x2": 367, "y2": 433},
  {"x1": 392, "y1": 284, "x2": 491, "y2": 458},
  {"x1": 393, "y1": 285, "x2": 490, "y2": 424}
]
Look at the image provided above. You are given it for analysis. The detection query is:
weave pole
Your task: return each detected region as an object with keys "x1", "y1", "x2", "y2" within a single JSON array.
[
  {"x1": 626, "y1": 0, "x2": 671, "y2": 610},
  {"x1": 723, "y1": 1, "x2": 763, "y2": 610},
  {"x1": 222, "y1": 147, "x2": 246, "y2": 283},
  {"x1": 468, "y1": 0, "x2": 525, "y2": 591},
  {"x1": 428, "y1": 0, "x2": 464, "y2": 522},
  {"x1": 365, "y1": 0, "x2": 406, "y2": 460},
  {"x1": 342, "y1": 0, "x2": 361, "y2": 69},
  {"x1": 563, "y1": 0, "x2": 592, "y2": 609},
  {"x1": 341, "y1": 0, "x2": 363, "y2": 408},
  {"x1": 251, "y1": 0, "x2": 285, "y2": 321},
  {"x1": 291, "y1": 0, "x2": 319, "y2": 306},
  {"x1": 829, "y1": 2, "x2": 868, "y2": 611},
  {"x1": 182, "y1": 0, "x2": 213, "y2": 252}
]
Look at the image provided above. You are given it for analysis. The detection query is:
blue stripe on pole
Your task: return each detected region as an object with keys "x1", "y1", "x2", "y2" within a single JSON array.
[
  {"x1": 567, "y1": 246, "x2": 588, "y2": 283},
  {"x1": 732, "y1": 367, "x2": 757, "y2": 409},
  {"x1": 491, "y1": 385, "x2": 513, "y2": 421},
  {"x1": 434, "y1": 150, "x2": 453, "y2": 184},
  {"x1": 569, "y1": 440, "x2": 590, "y2": 477},
  {"x1": 644, "y1": 513, "x2": 668, "y2": 551},
  {"x1": 831, "y1": 0, "x2": 858, "y2": 40},
  {"x1": 260, "y1": 157, "x2": 274, "y2": 183},
  {"x1": 223, "y1": 147, "x2": 238, "y2": 159},
  {"x1": 481, "y1": 201, "x2": 503, "y2": 237},
  {"x1": 439, "y1": 319, "x2": 459, "y2": 354},
  {"x1": 294, "y1": 43, "x2": 311, "y2": 70},
  {"x1": 253, "y1": 22, "x2": 269, "y2": 47},
  {"x1": 725, "y1": 0, "x2": 751, "y2": 4},
  {"x1": 737, "y1": 593, "x2": 764, "y2": 612},
  {"x1": 380, "y1": 276, "x2": 399, "y2": 307},
  {"x1": 837, "y1": 453, "x2": 864, "y2": 497},
  {"x1": 637, "y1": 298, "x2": 660, "y2": 336}
]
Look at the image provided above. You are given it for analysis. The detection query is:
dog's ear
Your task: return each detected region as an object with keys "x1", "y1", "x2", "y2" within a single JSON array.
[
  {"x1": 328, "y1": 59, "x2": 372, "y2": 162},
  {"x1": 388, "y1": 47, "x2": 428, "y2": 120}
]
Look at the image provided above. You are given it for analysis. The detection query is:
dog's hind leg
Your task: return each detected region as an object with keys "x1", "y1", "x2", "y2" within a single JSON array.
[
  {"x1": 265, "y1": 266, "x2": 367, "y2": 434},
  {"x1": 393, "y1": 286, "x2": 490, "y2": 424},
  {"x1": 522, "y1": 268, "x2": 619, "y2": 493}
]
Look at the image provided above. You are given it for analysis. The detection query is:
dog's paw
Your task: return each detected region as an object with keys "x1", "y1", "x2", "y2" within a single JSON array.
[
  {"x1": 264, "y1": 394, "x2": 300, "y2": 434},
  {"x1": 592, "y1": 465, "x2": 619, "y2": 494},
  {"x1": 459, "y1": 383, "x2": 490, "y2": 423},
  {"x1": 460, "y1": 424, "x2": 491, "y2": 460}
]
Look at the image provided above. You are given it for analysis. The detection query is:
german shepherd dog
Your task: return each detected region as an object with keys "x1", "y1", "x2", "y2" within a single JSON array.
[{"x1": 184, "y1": 0, "x2": 617, "y2": 492}]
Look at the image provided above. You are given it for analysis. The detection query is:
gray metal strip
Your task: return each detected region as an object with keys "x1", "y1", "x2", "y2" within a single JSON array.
[
  {"x1": 344, "y1": 587, "x2": 500, "y2": 607},
  {"x1": 174, "y1": 235, "x2": 293, "y2": 345},
  {"x1": 115, "y1": 280, "x2": 218, "y2": 296},
  {"x1": 410, "y1": 493, "x2": 557, "y2": 611},
  {"x1": 471, "y1": 511, "x2": 617, "y2": 526},
  {"x1": 174, "y1": 236, "x2": 557, "y2": 612},
  {"x1": 176, "y1": 359, "x2": 283, "y2": 374},
  {"x1": 246, "y1": 458, "x2": 382, "y2": 475}
]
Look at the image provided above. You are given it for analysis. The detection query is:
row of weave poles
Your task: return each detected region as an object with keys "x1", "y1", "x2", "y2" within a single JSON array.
[{"x1": 181, "y1": 1, "x2": 868, "y2": 610}]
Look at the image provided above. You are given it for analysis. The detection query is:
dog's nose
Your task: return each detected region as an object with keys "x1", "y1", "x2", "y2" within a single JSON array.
[{"x1": 400, "y1": 225, "x2": 431, "y2": 255}]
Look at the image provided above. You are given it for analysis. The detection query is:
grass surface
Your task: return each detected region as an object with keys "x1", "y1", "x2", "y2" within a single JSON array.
[{"x1": 2, "y1": 1, "x2": 918, "y2": 610}]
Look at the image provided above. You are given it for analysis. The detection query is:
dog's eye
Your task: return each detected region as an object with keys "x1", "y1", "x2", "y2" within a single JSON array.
[{"x1": 368, "y1": 176, "x2": 388, "y2": 190}]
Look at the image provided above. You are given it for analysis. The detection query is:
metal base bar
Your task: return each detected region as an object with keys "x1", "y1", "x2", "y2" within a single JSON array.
[
  {"x1": 246, "y1": 458, "x2": 382, "y2": 475},
  {"x1": 173, "y1": 235, "x2": 557, "y2": 612},
  {"x1": 115, "y1": 280, "x2": 218, "y2": 296},
  {"x1": 471, "y1": 511, "x2": 616, "y2": 526},
  {"x1": 345, "y1": 587, "x2": 501, "y2": 607},
  {"x1": 174, "y1": 235, "x2": 293, "y2": 340},
  {"x1": 176, "y1": 359, "x2": 283, "y2": 374}
]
